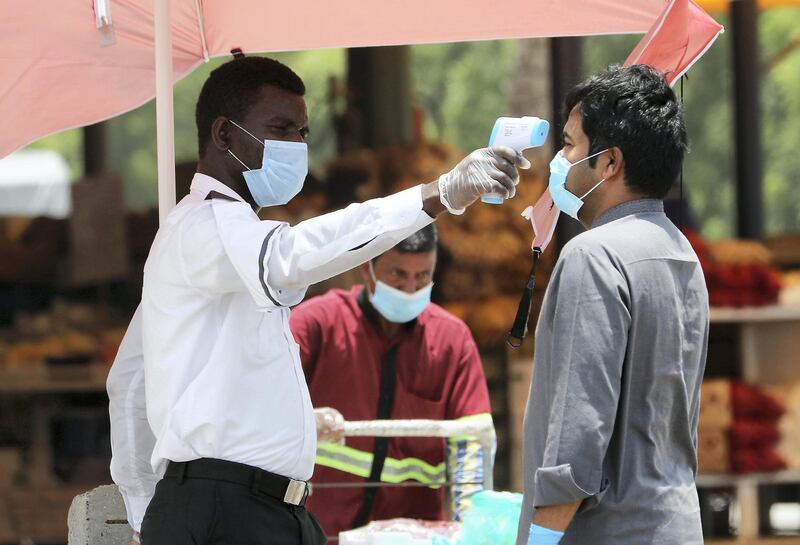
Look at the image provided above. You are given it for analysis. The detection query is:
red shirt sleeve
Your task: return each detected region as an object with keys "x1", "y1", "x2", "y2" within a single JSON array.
[
  {"x1": 289, "y1": 300, "x2": 324, "y2": 383},
  {"x1": 445, "y1": 323, "x2": 492, "y2": 420}
]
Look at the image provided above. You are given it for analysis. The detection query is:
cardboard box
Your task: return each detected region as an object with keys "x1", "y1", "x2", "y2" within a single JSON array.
[
  {"x1": 700, "y1": 379, "x2": 732, "y2": 431},
  {"x1": 698, "y1": 428, "x2": 731, "y2": 474}
]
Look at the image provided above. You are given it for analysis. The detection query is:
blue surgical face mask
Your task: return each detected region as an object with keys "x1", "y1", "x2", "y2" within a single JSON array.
[
  {"x1": 227, "y1": 120, "x2": 308, "y2": 207},
  {"x1": 368, "y1": 262, "x2": 433, "y2": 323},
  {"x1": 548, "y1": 149, "x2": 608, "y2": 220}
]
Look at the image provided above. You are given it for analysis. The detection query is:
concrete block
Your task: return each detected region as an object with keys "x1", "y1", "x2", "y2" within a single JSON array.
[{"x1": 68, "y1": 485, "x2": 130, "y2": 545}]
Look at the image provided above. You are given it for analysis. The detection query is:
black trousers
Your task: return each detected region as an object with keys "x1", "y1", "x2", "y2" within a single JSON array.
[{"x1": 141, "y1": 464, "x2": 326, "y2": 545}]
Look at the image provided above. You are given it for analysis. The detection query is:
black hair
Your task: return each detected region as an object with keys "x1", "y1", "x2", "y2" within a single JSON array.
[
  {"x1": 565, "y1": 64, "x2": 687, "y2": 199},
  {"x1": 373, "y1": 224, "x2": 438, "y2": 263},
  {"x1": 195, "y1": 56, "x2": 306, "y2": 158},
  {"x1": 396, "y1": 223, "x2": 438, "y2": 253}
]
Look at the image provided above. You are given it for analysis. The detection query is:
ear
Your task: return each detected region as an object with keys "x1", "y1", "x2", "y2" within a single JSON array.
[
  {"x1": 358, "y1": 261, "x2": 373, "y2": 287},
  {"x1": 602, "y1": 146, "x2": 624, "y2": 182},
  {"x1": 210, "y1": 116, "x2": 233, "y2": 152}
]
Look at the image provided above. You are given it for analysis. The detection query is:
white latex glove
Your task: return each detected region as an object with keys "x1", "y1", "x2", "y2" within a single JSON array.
[
  {"x1": 314, "y1": 407, "x2": 346, "y2": 445},
  {"x1": 438, "y1": 146, "x2": 530, "y2": 215}
]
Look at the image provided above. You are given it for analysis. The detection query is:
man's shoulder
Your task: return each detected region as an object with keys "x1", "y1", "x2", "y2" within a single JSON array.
[
  {"x1": 559, "y1": 230, "x2": 616, "y2": 263},
  {"x1": 561, "y1": 213, "x2": 656, "y2": 262},
  {"x1": 565, "y1": 212, "x2": 698, "y2": 267},
  {"x1": 292, "y1": 288, "x2": 359, "y2": 321},
  {"x1": 420, "y1": 303, "x2": 474, "y2": 337},
  {"x1": 158, "y1": 195, "x2": 219, "y2": 239},
  {"x1": 167, "y1": 194, "x2": 283, "y2": 247}
]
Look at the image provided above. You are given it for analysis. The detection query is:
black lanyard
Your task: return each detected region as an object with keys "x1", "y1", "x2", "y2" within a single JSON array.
[
  {"x1": 507, "y1": 247, "x2": 542, "y2": 348},
  {"x1": 353, "y1": 344, "x2": 399, "y2": 527}
]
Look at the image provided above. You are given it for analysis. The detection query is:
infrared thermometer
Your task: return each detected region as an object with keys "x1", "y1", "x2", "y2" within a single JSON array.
[{"x1": 483, "y1": 116, "x2": 550, "y2": 204}]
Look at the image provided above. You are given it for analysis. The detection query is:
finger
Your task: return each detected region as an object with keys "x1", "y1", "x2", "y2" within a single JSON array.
[
  {"x1": 492, "y1": 151, "x2": 516, "y2": 171},
  {"x1": 517, "y1": 151, "x2": 531, "y2": 169},
  {"x1": 492, "y1": 180, "x2": 516, "y2": 199},
  {"x1": 493, "y1": 158, "x2": 519, "y2": 183},
  {"x1": 487, "y1": 145, "x2": 518, "y2": 164},
  {"x1": 486, "y1": 168, "x2": 516, "y2": 198}
]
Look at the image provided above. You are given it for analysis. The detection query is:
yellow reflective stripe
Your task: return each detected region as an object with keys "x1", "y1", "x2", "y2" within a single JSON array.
[
  {"x1": 316, "y1": 442, "x2": 446, "y2": 485},
  {"x1": 318, "y1": 443, "x2": 374, "y2": 464},
  {"x1": 315, "y1": 454, "x2": 371, "y2": 478},
  {"x1": 316, "y1": 443, "x2": 373, "y2": 477},
  {"x1": 448, "y1": 412, "x2": 494, "y2": 442},
  {"x1": 382, "y1": 456, "x2": 445, "y2": 484}
]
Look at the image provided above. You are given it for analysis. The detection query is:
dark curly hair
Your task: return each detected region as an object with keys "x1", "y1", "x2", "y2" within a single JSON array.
[
  {"x1": 195, "y1": 56, "x2": 305, "y2": 157},
  {"x1": 372, "y1": 224, "x2": 438, "y2": 264},
  {"x1": 565, "y1": 64, "x2": 688, "y2": 199}
]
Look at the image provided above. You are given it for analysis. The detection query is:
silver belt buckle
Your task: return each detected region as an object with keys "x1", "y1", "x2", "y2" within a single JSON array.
[{"x1": 284, "y1": 479, "x2": 307, "y2": 505}]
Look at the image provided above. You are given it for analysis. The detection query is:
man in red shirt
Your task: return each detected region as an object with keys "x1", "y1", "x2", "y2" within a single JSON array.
[{"x1": 290, "y1": 224, "x2": 495, "y2": 539}]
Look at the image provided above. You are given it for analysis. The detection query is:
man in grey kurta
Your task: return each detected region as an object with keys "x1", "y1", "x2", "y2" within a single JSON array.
[{"x1": 517, "y1": 65, "x2": 709, "y2": 545}]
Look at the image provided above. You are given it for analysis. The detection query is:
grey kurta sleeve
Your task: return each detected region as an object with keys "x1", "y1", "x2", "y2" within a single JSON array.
[{"x1": 532, "y1": 245, "x2": 631, "y2": 507}]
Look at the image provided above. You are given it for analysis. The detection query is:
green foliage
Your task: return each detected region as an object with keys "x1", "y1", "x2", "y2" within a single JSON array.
[
  {"x1": 27, "y1": 130, "x2": 83, "y2": 180},
  {"x1": 412, "y1": 40, "x2": 519, "y2": 154},
  {"x1": 586, "y1": 8, "x2": 800, "y2": 240},
  {"x1": 760, "y1": 8, "x2": 800, "y2": 235},
  {"x1": 585, "y1": 26, "x2": 737, "y2": 241}
]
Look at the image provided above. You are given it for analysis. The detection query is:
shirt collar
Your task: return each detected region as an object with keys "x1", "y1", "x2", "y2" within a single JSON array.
[
  {"x1": 189, "y1": 173, "x2": 245, "y2": 202},
  {"x1": 592, "y1": 198, "x2": 664, "y2": 229}
]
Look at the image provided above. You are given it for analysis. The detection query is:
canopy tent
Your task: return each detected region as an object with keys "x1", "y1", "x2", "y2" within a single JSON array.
[
  {"x1": 0, "y1": 0, "x2": 722, "y2": 220},
  {"x1": 698, "y1": 0, "x2": 800, "y2": 11}
]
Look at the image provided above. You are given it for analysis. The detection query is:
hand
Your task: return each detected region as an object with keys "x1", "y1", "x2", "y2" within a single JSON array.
[
  {"x1": 314, "y1": 407, "x2": 345, "y2": 444},
  {"x1": 437, "y1": 146, "x2": 529, "y2": 214},
  {"x1": 131, "y1": 531, "x2": 141, "y2": 545}
]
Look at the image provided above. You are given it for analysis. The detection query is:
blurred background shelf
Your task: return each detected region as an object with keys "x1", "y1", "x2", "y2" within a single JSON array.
[
  {"x1": 705, "y1": 536, "x2": 800, "y2": 545},
  {"x1": 699, "y1": 471, "x2": 800, "y2": 488},
  {"x1": 0, "y1": 363, "x2": 109, "y2": 394},
  {"x1": 711, "y1": 306, "x2": 800, "y2": 324}
]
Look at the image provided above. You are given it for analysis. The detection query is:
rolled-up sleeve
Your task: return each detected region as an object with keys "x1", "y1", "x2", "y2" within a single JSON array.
[
  {"x1": 531, "y1": 245, "x2": 630, "y2": 508},
  {"x1": 267, "y1": 185, "x2": 434, "y2": 291}
]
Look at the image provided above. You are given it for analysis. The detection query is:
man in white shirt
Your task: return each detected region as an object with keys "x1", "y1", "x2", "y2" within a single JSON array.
[
  {"x1": 108, "y1": 306, "x2": 346, "y2": 544},
  {"x1": 110, "y1": 55, "x2": 523, "y2": 545}
]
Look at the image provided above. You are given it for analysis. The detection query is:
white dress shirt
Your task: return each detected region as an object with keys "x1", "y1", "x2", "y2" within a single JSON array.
[
  {"x1": 107, "y1": 305, "x2": 156, "y2": 532},
  {"x1": 110, "y1": 173, "x2": 433, "y2": 529}
]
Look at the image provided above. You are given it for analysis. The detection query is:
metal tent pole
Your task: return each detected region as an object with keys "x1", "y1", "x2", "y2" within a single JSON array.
[{"x1": 155, "y1": 0, "x2": 176, "y2": 224}]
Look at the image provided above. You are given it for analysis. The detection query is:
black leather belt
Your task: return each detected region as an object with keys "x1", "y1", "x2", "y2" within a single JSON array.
[{"x1": 164, "y1": 458, "x2": 309, "y2": 506}]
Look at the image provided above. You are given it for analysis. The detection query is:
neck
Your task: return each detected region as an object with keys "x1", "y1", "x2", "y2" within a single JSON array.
[
  {"x1": 378, "y1": 314, "x2": 403, "y2": 338},
  {"x1": 582, "y1": 192, "x2": 648, "y2": 228},
  {"x1": 197, "y1": 159, "x2": 256, "y2": 209}
]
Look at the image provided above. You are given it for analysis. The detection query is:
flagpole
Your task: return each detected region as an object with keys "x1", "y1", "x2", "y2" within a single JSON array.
[{"x1": 155, "y1": 0, "x2": 176, "y2": 224}]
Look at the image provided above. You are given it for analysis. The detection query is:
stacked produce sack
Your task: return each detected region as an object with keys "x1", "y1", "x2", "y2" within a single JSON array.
[
  {"x1": 762, "y1": 383, "x2": 800, "y2": 470},
  {"x1": 698, "y1": 379, "x2": 787, "y2": 474},
  {"x1": 683, "y1": 232, "x2": 783, "y2": 308},
  {"x1": 779, "y1": 270, "x2": 800, "y2": 306},
  {"x1": 0, "y1": 300, "x2": 127, "y2": 368}
]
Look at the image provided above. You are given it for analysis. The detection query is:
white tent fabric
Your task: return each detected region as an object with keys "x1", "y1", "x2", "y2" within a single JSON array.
[{"x1": 0, "y1": 150, "x2": 72, "y2": 218}]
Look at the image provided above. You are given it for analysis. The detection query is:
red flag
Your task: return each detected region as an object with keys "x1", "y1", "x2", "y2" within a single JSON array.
[{"x1": 625, "y1": 0, "x2": 724, "y2": 86}]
